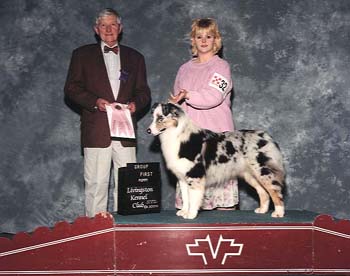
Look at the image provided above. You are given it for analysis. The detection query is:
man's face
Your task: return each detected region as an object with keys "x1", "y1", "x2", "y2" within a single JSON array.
[{"x1": 94, "y1": 15, "x2": 122, "y2": 47}]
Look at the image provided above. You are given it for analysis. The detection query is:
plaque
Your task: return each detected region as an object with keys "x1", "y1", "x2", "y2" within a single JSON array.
[{"x1": 117, "y1": 162, "x2": 161, "y2": 215}]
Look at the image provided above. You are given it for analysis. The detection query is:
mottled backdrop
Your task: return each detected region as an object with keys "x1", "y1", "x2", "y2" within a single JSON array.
[{"x1": 1, "y1": 0, "x2": 349, "y2": 233}]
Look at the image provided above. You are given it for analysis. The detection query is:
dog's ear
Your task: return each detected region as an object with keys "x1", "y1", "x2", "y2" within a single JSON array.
[
  {"x1": 161, "y1": 103, "x2": 171, "y2": 116},
  {"x1": 162, "y1": 102, "x2": 182, "y2": 117},
  {"x1": 151, "y1": 103, "x2": 159, "y2": 114}
]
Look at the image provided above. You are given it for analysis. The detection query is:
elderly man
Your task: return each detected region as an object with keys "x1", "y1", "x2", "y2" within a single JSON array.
[{"x1": 64, "y1": 8, "x2": 151, "y2": 217}]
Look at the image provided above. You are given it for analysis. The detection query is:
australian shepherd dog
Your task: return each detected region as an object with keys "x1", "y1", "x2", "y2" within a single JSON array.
[{"x1": 147, "y1": 102, "x2": 285, "y2": 219}]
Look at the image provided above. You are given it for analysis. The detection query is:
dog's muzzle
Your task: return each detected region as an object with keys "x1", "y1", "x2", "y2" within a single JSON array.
[{"x1": 147, "y1": 127, "x2": 165, "y2": 136}]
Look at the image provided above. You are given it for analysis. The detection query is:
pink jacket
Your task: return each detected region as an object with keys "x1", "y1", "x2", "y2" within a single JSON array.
[{"x1": 173, "y1": 55, "x2": 234, "y2": 132}]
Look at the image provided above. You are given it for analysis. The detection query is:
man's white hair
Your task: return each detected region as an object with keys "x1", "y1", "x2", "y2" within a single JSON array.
[{"x1": 95, "y1": 8, "x2": 122, "y2": 26}]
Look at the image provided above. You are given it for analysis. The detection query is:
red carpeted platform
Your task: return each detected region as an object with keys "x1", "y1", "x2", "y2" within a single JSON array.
[{"x1": 0, "y1": 210, "x2": 349, "y2": 275}]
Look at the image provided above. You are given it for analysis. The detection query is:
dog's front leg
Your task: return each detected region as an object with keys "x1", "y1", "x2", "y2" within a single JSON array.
[
  {"x1": 176, "y1": 180, "x2": 190, "y2": 217},
  {"x1": 185, "y1": 178, "x2": 205, "y2": 219}
]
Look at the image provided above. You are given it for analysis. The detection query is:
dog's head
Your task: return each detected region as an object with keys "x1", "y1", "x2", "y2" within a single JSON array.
[{"x1": 147, "y1": 102, "x2": 184, "y2": 136}]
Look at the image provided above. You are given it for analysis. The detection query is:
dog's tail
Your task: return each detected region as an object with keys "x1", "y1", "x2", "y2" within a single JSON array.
[
  {"x1": 268, "y1": 161, "x2": 286, "y2": 188},
  {"x1": 259, "y1": 132, "x2": 286, "y2": 188}
]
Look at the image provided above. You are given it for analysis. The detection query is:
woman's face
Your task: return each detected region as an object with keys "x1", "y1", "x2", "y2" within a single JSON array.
[{"x1": 192, "y1": 30, "x2": 215, "y2": 55}]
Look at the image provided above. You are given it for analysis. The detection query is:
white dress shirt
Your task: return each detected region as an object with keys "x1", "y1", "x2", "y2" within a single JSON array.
[{"x1": 101, "y1": 42, "x2": 121, "y2": 101}]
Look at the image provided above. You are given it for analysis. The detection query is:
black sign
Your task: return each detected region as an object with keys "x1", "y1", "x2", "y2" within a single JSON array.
[{"x1": 117, "y1": 162, "x2": 161, "y2": 215}]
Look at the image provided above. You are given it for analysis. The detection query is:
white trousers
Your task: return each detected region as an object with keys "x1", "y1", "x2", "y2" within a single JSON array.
[{"x1": 83, "y1": 141, "x2": 136, "y2": 217}]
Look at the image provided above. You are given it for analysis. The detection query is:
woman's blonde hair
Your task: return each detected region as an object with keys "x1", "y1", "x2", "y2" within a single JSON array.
[{"x1": 190, "y1": 18, "x2": 222, "y2": 56}]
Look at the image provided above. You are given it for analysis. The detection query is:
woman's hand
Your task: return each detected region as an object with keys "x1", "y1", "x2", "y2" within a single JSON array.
[{"x1": 169, "y1": 90, "x2": 189, "y2": 104}]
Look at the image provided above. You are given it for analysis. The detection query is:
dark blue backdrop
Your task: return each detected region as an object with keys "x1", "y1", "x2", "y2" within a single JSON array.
[{"x1": 1, "y1": 0, "x2": 349, "y2": 233}]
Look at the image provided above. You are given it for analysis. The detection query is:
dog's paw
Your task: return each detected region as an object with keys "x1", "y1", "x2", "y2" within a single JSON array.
[
  {"x1": 176, "y1": 209, "x2": 187, "y2": 217},
  {"x1": 177, "y1": 210, "x2": 198, "y2": 219},
  {"x1": 182, "y1": 211, "x2": 198, "y2": 219},
  {"x1": 271, "y1": 208, "x2": 285, "y2": 218},
  {"x1": 254, "y1": 207, "x2": 268, "y2": 214}
]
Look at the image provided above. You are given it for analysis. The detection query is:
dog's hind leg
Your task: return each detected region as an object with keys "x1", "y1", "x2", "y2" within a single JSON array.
[
  {"x1": 264, "y1": 181, "x2": 284, "y2": 218},
  {"x1": 243, "y1": 172, "x2": 270, "y2": 214},
  {"x1": 176, "y1": 180, "x2": 190, "y2": 217},
  {"x1": 254, "y1": 174, "x2": 284, "y2": 217}
]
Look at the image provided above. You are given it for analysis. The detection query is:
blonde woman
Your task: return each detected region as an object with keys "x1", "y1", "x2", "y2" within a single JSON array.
[{"x1": 172, "y1": 18, "x2": 239, "y2": 211}]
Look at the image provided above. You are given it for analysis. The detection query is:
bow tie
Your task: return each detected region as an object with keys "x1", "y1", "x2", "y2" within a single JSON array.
[{"x1": 104, "y1": 45, "x2": 119, "y2": 54}]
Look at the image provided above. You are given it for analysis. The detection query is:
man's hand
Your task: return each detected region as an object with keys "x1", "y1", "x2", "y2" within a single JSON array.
[
  {"x1": 96, "y1": 98, "x2": 110, "y2": 112},
  {"x1": 127, "y1": 102, "x2": 136, "y2": 114}
]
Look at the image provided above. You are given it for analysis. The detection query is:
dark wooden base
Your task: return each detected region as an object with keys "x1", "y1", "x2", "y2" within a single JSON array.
[{"x1": 0, "y1": 210, "x2": 349, "y2": 275}]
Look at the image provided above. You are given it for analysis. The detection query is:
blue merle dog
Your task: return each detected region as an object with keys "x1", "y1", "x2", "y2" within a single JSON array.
[{"x1": 147, "y1": 102, "x2": 285, "y2": 219}]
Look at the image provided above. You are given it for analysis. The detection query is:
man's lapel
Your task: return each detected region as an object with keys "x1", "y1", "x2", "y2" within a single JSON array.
[
  {"x1": 117, "y1": 46, "x2": 130, "y2": 103},
  {"x1": 95, "y1": 44, "x2": 115, "y2": 102}
]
